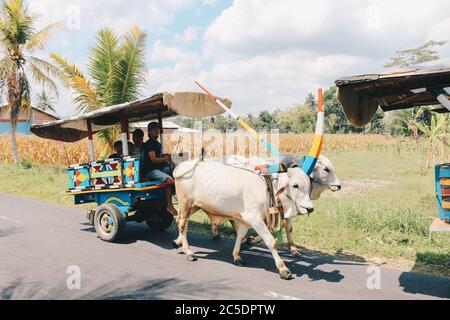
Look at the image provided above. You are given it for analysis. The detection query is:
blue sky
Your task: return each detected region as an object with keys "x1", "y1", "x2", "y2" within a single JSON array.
[{"x1": 27, "y1": 0, "x2": 450, "y2": 117}]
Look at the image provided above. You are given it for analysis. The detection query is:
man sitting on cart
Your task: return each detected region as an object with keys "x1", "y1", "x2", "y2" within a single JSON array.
[{"x1": 143, "y1": 122, "x2": 178, "y2": 216}]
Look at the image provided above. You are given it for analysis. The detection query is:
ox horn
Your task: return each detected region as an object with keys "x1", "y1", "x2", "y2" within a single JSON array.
[{"x1": 301, "y1": 88, "x2": 325, "y2": 176}]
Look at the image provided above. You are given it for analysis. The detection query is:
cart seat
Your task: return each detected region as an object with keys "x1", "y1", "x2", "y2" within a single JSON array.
[{"x1": 134, "y1": 181, "x2": 165, "y2": 189}]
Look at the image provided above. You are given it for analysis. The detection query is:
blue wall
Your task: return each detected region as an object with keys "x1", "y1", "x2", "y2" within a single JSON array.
[{"x1": 0, "y1": 122, "x2": 31, "y2": 135}]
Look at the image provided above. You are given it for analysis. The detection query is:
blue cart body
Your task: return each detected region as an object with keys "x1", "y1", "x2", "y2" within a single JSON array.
[
  {"x1": 435, "y1": 164, "x2": 450, "y2": 222},
  {"x1": 67, "y1": 156, "x2": 166, "y2": 216}
]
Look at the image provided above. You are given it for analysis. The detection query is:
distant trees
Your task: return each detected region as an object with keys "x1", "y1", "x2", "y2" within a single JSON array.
[
  {"x1": 175, "y1": 86, "x2": 384, "y2": 134},
  {"x1": 384, "y1": 40, "x2": 447, "y2": 68},
  {"x1": 384, "y1": 40, "x2": 447, "y2": 137}
]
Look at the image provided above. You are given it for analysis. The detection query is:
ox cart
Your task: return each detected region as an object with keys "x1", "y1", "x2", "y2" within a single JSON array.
[{"x1": 30, "y1": 92, "x2": 231, "y2": 242}]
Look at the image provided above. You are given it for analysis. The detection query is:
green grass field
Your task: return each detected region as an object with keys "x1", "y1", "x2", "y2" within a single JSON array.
[{"x1": 1, "y1": 145, "x2": 449, "y2": 277}]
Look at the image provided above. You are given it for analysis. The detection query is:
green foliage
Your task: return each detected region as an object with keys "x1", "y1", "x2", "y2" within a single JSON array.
[
  {"x1": 384, "y1": 40, "x2": 447, "y2": 68},
  {"x1": 384, "y1": 40, "x2": 447, "y2": 137},
  {"x1": 19, "y1": 158, "x2": 32, "y2": 169},
  {"x1": 274, "y1": 105, "x2": 315, "y2": 133},
  {"x1": 51, "y1": 26, "x2": 148, "y2": 152},
  {"x1": 175, "y1": 86, "x2": 384, "y2": 135}
]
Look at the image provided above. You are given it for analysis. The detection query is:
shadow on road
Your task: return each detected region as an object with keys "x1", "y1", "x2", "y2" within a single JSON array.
[
  {"x1": 1, "y1": 276, "x2": 231, "y2": 300},
  {"x1": 82, "y1": 221, "x2": 363, "y2": 284},
  {"x1": 399, "y1": 252, "x2": 450, "y2": 299},
  {"x1": 79, "y1": 221, "x2": 450, "y2": 299}
]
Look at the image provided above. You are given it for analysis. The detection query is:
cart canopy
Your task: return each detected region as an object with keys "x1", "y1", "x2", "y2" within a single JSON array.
[
  {"x1": 30, "y1": 92, "x2": 231, "y2": 142},
  {"x1": 335, "y1": 67, "x2": 450, "y2": 127}
]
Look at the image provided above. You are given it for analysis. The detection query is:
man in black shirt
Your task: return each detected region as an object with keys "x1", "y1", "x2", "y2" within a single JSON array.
[{"x1": 143, "y1": 122, "x2": 178, "y2": 216}]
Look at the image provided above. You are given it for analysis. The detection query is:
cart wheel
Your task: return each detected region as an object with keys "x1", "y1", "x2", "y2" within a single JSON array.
[
  {"x1": 145, "y1": 208, "x2": 174, "y2": 232},
  {"x1": 94, "y1": 204, "x2": 126, "y2": 242}
]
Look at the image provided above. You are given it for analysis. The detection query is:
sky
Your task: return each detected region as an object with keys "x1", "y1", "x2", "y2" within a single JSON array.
[{"x1": 26, "y1": 0, "x2": 450, "y2": 117}]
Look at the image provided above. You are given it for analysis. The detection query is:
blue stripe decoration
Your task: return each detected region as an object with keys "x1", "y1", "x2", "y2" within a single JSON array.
[
  {"x1": 302, "y1": 156, "x2": 317, "y2": 176},
  {"x1": 261, "y1": 140, "x2": 281, "y2": 158},
  {"x1": 435, "y1": 165, "x2": 445, "y2": 220},
  {"x1": 439, "y1": 168, "x2": 450, "y2": 178}
]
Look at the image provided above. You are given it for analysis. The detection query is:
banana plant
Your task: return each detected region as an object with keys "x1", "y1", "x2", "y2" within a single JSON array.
[{"x1": 415, "y1": 107, "x2": 448, "y2": 167}]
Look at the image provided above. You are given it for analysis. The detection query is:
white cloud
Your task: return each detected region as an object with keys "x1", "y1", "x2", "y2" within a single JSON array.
[
  {"x1": 149, "y1": 41, "x2": 199, "y2": 64},
  {"x1": 23, "y1": 0, "x2": 450, "y2": 117},
  {"x1": 174, "y1": 26, "x2": 201, "y2": 44},
  {"x1": 202, "y1": 0, "x2": 218, "y2": 6},
  {"x1": 188, "y1": 0, "x2": 450, "y2": 114},
  {"x1": 204, "y1": 0, "x2": 450, "y2": 59},
  {"x1": 30, "y1": 0, "x2": 194, "y2": 32}
]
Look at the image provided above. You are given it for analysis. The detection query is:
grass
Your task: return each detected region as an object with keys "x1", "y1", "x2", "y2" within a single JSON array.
[{"x1": 0, "y1": 137, "x2": 449, "y2": 278}]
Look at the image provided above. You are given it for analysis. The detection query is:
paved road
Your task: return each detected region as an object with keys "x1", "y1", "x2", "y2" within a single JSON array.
[{"x1": 0, "y1": 193, "x2": 449, "y2": 300}]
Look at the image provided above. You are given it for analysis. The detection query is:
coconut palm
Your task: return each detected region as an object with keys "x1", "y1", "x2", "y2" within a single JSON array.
[
  {"x1": 35, "y1": 89, "x2": 57, "y2": 114},
  {"x1": 0, "y1": 0, "x2": 64, "y2": 163},
  {"x1": 51, "y1": 26, "x2": 147, "y2": 155}
]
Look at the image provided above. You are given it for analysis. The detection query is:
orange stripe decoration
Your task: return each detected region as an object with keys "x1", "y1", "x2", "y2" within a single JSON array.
[
  {"x1": 442, "y1": 201, "x2": 450, "y2": 210},
  {"x1": 302, "y1": 88, "x2": 325, "y2": 175},
  {"x1": 194, "y1": 81, "x2": 217, "y2": 100},
  {"x1": 308, "y1": 134, "x2": 324, "y2": 158},
  {"x1": 318, "y1": 88, "x2": 324, "y2": 112},
  {"x1": 441, "y1": 179, "x2": 450, "y2": 186}
]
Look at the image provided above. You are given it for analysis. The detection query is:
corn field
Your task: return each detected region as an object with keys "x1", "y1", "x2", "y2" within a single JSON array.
[{"x1": 0, "y1": 133, "x2": 401, "y2": 166}]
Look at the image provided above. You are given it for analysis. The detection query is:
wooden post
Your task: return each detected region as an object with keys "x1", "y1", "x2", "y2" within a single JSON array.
[
  {"x1": 120, "y1": 111, "x2": 129, "y2": 157},
  {"x1": 86, "y1": 119, "x2": 95, "y2": 162},
  {"x1": 158, "y1": 112, "x2": 164, "y2": 154}
]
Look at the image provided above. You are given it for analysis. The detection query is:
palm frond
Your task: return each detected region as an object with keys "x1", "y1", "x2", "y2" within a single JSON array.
[
  {"x1": 50, "y1": 52, "x2": 84, "y2": 78},
  {"x1": 35, "y1": 89, "x2": 57, "y2": 113},
  {"x1": 28, "y1": 56, "x2": 68, "y2": 87},
  {"x1": 51, "y1": 52, "x2": 102, "y2": 113},
  {"x1": 88, "y1": 28, "x2": 120, "y2": 104},
  {"x1": 24, "y1": 22, "x2": 61, "y2": 52},
  {"x1": 0, "y1": 0, "x2": 34, "y2": 48},
  {"x1": 71, "y1": 76, "x2": 102, "y2": 113},
  {"x1": 28, "y1": 61, "x2": 58, "y2": 96},
  {"x1": 113, "y1": 26, "x2": 147, "y2": 104},
  {"x1": 20, "y1": 71, "x2": 31, "y2": 114}
]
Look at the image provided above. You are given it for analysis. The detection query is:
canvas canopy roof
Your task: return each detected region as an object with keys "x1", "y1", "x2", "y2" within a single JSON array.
[
  {"x1": 335, "y1": 67, "x2": 450, "y2": 127},
  {"x1": 30, "y1": 92, "x2": 231, "y2": 142}
]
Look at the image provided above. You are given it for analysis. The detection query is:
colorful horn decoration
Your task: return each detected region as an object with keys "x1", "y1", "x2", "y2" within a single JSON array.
[
  {"x1": 195, "y1": 81, "x2": 281, "y2": 158},
  {"x1": 195, "y1": 81, "x2": 324, "y2": 175},
  {"x1": 301, "y1": 88, "x2": 325, "y2": 176}
]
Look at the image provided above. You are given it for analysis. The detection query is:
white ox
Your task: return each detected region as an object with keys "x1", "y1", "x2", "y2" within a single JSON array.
[
  {"x1": 172, "y1": 159, "x2": 314, "y2": 280},
  {"x1": 210, "y1": 154, "x2": 342, "y2": 256}
]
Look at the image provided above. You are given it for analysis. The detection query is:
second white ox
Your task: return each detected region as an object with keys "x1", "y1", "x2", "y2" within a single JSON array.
[
  {"x1": 210, "y1": 154, "x2": 342, "y2": 256},
  {"x1": 172, "y1": 159, "x2": 314, "y2": 280}
]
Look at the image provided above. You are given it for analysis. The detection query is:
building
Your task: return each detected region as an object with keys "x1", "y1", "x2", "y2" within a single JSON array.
[
  {"x1": 0, "y1": 105, "x2": 59, "y2": 135},
  {"x1": 131, "y1": 121, "x2": 201, "y2": 135}
]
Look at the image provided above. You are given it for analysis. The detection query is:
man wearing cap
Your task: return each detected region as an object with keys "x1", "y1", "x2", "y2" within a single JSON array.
[{"x1": 143, "y1": 122, "x2": 178, "y2": 216}]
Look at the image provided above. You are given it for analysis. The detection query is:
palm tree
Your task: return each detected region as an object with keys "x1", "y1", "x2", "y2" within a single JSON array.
[
  {"x1": 35, "y1": 89, "x2": 57, "y2": 114},
  {"x1": 51, "y1": 26, "x2": 147, "y2": 156},
  {"x1": 0, "y1": 0, "x2": 64, "y2": 163}
]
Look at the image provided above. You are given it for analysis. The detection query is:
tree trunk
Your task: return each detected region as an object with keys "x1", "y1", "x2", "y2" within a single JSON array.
[
  {"x1": 10, "y1": 120, "x2": 19, "y2": 164},
  {"x1": 7, "y1": 68, "x2": 23, "y2": 165}
]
